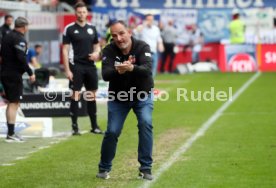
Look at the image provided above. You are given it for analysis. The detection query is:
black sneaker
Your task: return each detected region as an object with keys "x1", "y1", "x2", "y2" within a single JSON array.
[
  {"x1": 91, "y1": 127, "x2": 104, "y2": 134},
  {"x1": 96, "y1": 170, "x2": 110, "y2": 179},
  {"x1": 5, "y1": 134, "x2": 25, "y2": 143},
  {"x1": 72, "y1": 124, "x2": 81, "y2": 136},
  {"x1": 72, "y1": 130, "x2": 81, "y2": 136},
  {"x1": 138, "y1": 170, "x2": 154, "y2": 180}
]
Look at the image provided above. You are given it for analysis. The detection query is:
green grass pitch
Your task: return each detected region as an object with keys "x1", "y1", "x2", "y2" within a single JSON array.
[{"x1": 0, "y1": 72, "x2": 275, "y2": 188}]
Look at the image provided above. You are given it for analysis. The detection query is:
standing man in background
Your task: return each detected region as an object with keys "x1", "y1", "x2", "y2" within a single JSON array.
[
  {"x1": 0, "y1": 17, "x2": 35, "y2": 142},
  {"x1": 0, "y1": 15, "x2": 14, "y2": 82},
  {"x1": 229, "y1": 9, "x2": 246, "y2": 44},
  {"x1": 133, "y1": 14, "x2": 164, "y2": 77},
  {"x1": 189, "y1": 24, "x2": 204, "y2": 64},
  {"x1": 62, "y1": 2, "x2": 103, "y2": 135},
  {"x1": 0, "y1": 14, "x2": 14, "y2": 44},
  {"x1": 160, "y1": 20, "x2": 178, "y2": 73}
]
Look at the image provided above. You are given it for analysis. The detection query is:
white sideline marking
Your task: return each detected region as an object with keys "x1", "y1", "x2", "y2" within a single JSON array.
[
  {"x1": 0, "y1": 132, "x2": 75, "y2": 166},
  {"x1": 1, "y1": 130, "x2": 91, "y2": 166},
  {"x1": 38, "y1": 146, "x2": 50, "y2": 150},
  {"x1": 15, "y1": 156, "x2": 28, "y2": 160},
  {"x1": 222, "y1": 111, "x2": 276, "y2": 115},
  {"x1": 1, "y1": 163, "x2": 15, "y2": 166},
  {"x1": 140, "y1": 72, "x2": 261, "y2": 188}
]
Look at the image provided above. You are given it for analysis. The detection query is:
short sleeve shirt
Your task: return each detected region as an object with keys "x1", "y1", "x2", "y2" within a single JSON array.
[
  {"x1": 63, "y1": 22, "x2": 99, "y2": 65},
  {"x1": 26, "y1": 48, "x2": 36, "y2": 64},
  {"x1": 139, "y1": 25, "x2": 162, "y2": 53}
]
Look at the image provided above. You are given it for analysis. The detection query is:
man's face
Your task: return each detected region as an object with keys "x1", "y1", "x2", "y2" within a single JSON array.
[
  {"x1": 191, "y1": 24, "x2": 197, "y2": 32},
  {"x1": 110, "y1": 22, "x2": 132, "y2": 51},
  {"x1": 5, "y1": 17, "x2": 13, "y2": 26},
  {"x1": 36, "y1": 46, "x2": 42, "y2": 55},
  {"x1": 75, "y1": 7, "x2": 88, "y2": 23},
  {"x1": 145, "y1": 15, "x2": 154, "y2": 27},
  {"x1": 22, "y1": 25, "x2": 29, "y2": 33},
  {"x1": 23, "y1": 25, "x2": 29, "y2": 34}
]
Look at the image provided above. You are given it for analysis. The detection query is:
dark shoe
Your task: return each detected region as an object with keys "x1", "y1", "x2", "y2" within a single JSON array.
[
  {"x1": 96, "y1": 170, "x2": 110, "y2": 179},
  {"x1": 5, "y1": 134, "x2": 25, "y2": 143},
  {"x1": 91, "y1": 127, "x2": 104, "y2": 134},
  {"x1": 138, "y1": 170, "x2": 153, "y2": 180},
  {"x1": 72, "y1": 130, "x2": 81, "y2": 136},
  {"x1": 72, "y1": 124, "x2": 81, "y2": 136}
]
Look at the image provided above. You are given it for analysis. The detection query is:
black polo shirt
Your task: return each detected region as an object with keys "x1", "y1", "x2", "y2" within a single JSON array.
[
  {"x1": 0, "y1": 24, "x2": 12, "y2": 43},
  {"x1": 63, "y1": 22, "x2": 99, "y2": 65},
  {"x1": 0, "y1": 30, "x2": 32, "y2": 76}
]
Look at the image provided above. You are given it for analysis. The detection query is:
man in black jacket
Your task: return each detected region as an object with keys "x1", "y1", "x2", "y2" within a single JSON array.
[
  {"x1": 0, "y1": 15, "x2": 13, "y2": 83},
  {"x1": 0, "y1": 14, "x2": 13, "y2": 44},
  {"x1": 96, "y1": 20, "x2": 154, "y2": 180},
  {"x1": 0, "y1": 17, "x2": 35, "y2": 142}
]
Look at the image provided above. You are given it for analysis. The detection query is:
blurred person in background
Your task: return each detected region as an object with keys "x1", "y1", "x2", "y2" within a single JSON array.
[
  {"x1": 133, "y1": 14, "x2": 164, "y2": 77},
  {"x1": 0, "y1": 14, "x2": 14, "y2": 44},
  {"x1": 0, "y1": 17, "x2": 35, "y2": 142},
  {"x1": 160, "y1": 20, "x2": 178, "y2": 73},
  {"x1": 229, "y1": 9, "x2": 245, "y2": 44},
  {"x1": 27, "y1": 44, "x2": 43, "y2": 70},
  {"x1": 104, "y1": 19, "x2": 115, "y2": 46},
  {"x1": 62, "y1": 2, "x2": 103, "y2": 135},
  {"x1": 0, "y1": 15, "x2": 13, "y2": 79},
  {"x1": 189, "y1": 24, "x2": 204, "y2": 64}
]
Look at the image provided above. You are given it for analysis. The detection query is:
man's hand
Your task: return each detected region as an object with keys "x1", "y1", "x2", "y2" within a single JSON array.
[
  {"x1": 115, "y1": 55, "x2": 134, "y2": 74},
  {"x1": 89, "y1": 51, "x2": 101, "y2": 61},
  {"x1": 65, "y1": 70, "x2": 73, "y2": 81},
  {"x1": 117, "y1": 69, "x2": 126, "y2": 74},
  {"x1": 115, "y1": 61, "x2": 134, "y2": 74},
  {"x1": 29, "y1": 74, "x2": 36, "y2": 83}
]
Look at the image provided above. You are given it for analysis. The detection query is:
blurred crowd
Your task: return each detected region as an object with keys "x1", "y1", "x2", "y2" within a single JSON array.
[{"x1": 99, "y1": 16, "x2": 205, "y2": 74}]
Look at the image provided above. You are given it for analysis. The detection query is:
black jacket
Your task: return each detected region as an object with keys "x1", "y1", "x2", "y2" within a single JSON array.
[
  {"x1": 102, "y1": 37, "x2": 154, "y2": 100},
  {"x1": 0, "y1": 24, "x2": 12, "y2": 43},
  {"x1": 0, "y1": 30, "x2": 33, "y2": 76}
]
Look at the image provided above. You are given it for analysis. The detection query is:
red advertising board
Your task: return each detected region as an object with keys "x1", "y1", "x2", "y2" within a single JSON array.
[
  {"x1": 259, "y1": 44, "x2": 276, "y2": 71},
  {"x1": 162, "y1": 43, "x2": 221, "y2": 72},
  {"x1": 223, "y1": 44, "x2": 257, "y2": 72},
  {"x1": 228, "y1": 53, "x2": 257, "y2": 72}
]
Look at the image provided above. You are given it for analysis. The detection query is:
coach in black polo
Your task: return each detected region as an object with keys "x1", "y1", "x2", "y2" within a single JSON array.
[
  {"x1": 62, "y1": 2, "x2": 103, "y2": 135},
  {"x1": 1, "y1": 17, "x2": 35, "y2": 142}
]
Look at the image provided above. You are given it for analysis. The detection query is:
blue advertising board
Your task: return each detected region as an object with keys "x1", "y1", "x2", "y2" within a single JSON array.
[{"x1": 198, "y1": 9, "x2": 232, "y2": 43}]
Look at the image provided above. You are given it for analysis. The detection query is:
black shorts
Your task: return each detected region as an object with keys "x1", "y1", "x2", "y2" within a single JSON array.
[
  {"x1": 1, "y1": 73, "x2": 23, "y2": 102},
  {"x1": 69, "y1": 63, "x2": 98, "y2": 91}
]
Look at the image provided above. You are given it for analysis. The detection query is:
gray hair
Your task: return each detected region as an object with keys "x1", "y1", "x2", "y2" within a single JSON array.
[{"x1": 15, "y1": 17, "x2": 29, "y2": 28}]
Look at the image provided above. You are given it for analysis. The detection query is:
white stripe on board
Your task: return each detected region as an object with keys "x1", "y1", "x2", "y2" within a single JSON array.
[{"x1": 140, "y1": 72, "x2": 261, "y2": 188}]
